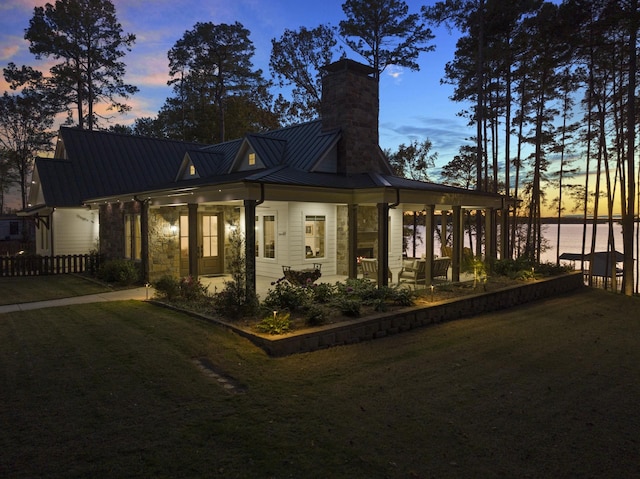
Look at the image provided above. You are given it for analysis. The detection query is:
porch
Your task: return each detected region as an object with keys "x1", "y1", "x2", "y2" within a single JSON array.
[{"x1": 197, "y1": 266, "x2": 471, "y2": 300}]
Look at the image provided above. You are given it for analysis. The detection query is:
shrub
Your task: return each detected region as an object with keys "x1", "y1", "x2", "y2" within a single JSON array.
[
  {"x1": 332, "y1": 296, "x2": 361, "y2": 317},
  {"x1": 98, "y1": 259, "x2": 139, "y2": 285},
  {"x1": 389, "y1": 287, "x2": 414, "y2": 307},
  {"x1": 310, "y1": 282, "x2": 336, "y2": 303},
  {"x1": 256, "y1": 311, "x2": 291, "y2": 335},
  {"x1": 211, "y1": 224, "x2": 259, "y2": 320},
  {"x1": 263, "y1": 277, "x2": 313, "y2": 313},
  {"x1": 304, "y1": 305, "x2": 326, "y2": 326},
  {"x1": 179, "y1": 275, "x2": 209, "y2": 301},
  {"x1": 153, "y1": 275, "x2": 181, "y2": 301}
]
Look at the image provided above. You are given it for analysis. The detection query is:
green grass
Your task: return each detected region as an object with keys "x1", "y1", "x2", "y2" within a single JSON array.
[
  {"x1": 1, "y1": 288, "x2": 639, "y2": 478},
  {"x1": 0, "y1": 275, "x2": 113, "y2": 305}
]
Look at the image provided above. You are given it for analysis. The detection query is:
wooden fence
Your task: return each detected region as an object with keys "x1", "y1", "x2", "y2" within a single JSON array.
[{"x1": 0, "y1": 253, "x2": 102, "y2": 277}]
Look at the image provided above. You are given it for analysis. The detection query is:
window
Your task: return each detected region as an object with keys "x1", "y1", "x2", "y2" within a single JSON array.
[
  {"x1": 124, "y1": 213, "x2": 141, "y2": 260},
  {"x1": 248, "y1": 152, "x2": 256, "y2": 166},
  {"x1": 263, "y1": 215, "x2": 275, "y2": 258},
  {"x1": 305, "y1": 215, "x2": 325, "y2": 258},
  {"x1": 180, "y1": 215, "x2": 189, "y2": 262},
  {"x1": 189, "y1": 164, "x2": 196, "y2": 176}
]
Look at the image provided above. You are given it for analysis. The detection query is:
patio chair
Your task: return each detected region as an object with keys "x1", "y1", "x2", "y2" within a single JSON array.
[
  {"x1": 359, "y1": 258, "x2": 392, "y2": 283},
  {"x1": 397, "y1": 259, "x2": 427, "y2": 288},
  {"x1": 432, "y1": 257, "x2": 451, "y2": 281}
]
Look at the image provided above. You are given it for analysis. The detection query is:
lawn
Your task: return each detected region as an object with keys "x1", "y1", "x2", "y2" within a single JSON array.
[
  {"x1": 1, "y1": 287, "x2": 639, "y2": 478},
  {"x1": 0, "y1": 274, "x2": 113, "y2": 305}
]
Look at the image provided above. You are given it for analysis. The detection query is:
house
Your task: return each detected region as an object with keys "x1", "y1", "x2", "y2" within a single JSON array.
[
  {"x1": 23, "y1": 59, "x2": 507, "y2": 295},
  {"x1": 0, "y1": 214, "x2": 34, "y2": 255}
]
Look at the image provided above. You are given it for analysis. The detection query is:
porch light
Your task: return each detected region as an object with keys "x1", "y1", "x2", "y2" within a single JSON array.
[{"x1": 170, "y1": 224, "x2": 178, "y2": 234}]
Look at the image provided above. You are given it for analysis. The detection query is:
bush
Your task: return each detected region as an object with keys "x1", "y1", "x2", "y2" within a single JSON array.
[
  {"x1": 304, "y1": 305, "x2": 327, "y2": 326},
  {"x1": 310, "y1": 282, "x2": 336, "y2": 303},
  {"x1": 153, "y1": 275, "x2": 181, "y2": 301},
  {"x1": 98, "y1": 259, "x2": 139, "y2": 285},
  {"x1": 263, "y1": 277, "x2": 313, "y2": 313},
  {"x1": 256, "y1": 311, "x2": 291, "y2": 335},
  {"x1": 179, "y1": 275, "x2": 209, "y2": 301},
  {"x1": 332, "y1": 296, "x2": 361, "y2": 317}
]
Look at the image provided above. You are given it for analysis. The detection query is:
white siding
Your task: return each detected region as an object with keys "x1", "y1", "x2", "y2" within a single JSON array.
[
  {"x1": 287, "y1": 202, "x2": 336, "y2": 275},
  {"x1": 254, "y1": 201, "x2": 289, "y2": 279},
  {"x1": 52, "y1": 208, "x2": 99, "y2": 255}
]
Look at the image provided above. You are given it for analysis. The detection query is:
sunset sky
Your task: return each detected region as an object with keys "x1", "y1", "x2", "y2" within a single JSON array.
[{"x1": 2, "y1": 1, "x2": 583, "y2": 217}]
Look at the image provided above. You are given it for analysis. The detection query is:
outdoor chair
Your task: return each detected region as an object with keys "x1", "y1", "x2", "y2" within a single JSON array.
[
  {"x1": 397, "y1": 259, "x2": 427, "y2": 288},
  {"x1": 359, "y1": 258, "x2": 392, "y2": 283},
  {"x1": 432, "y1": 257, "x2": 451, "y2": 281}
]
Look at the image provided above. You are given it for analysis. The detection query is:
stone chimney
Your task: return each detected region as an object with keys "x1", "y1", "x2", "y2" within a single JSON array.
[{"x1": 321, "y1": 59, "x2": 392, "y2": 175}]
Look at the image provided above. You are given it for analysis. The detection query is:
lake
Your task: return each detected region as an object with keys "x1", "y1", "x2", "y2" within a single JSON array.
[{"x1": 405, "y1": 222, "x2": 626, "y2": 264}]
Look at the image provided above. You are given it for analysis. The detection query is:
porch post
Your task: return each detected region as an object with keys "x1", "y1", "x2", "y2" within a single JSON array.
[
  {"x1": 244, "y1": 200, "x2": 257, "y2": 298},
  {"x1": 424, "y1": 205, "x2": 435, "y2": 283},
  {"x1": 500, "y1": 207, "x2": 508, "y2": 260},
  {"x1": 485, "y1": 208, "x2": 495, "y2": 268},
  {"x1": 139, "y1": 199, "x2": 149, "y2": 283},
  {"x1": 452, "y1": 205, "x2": 462, "y2": 282},
  {"x1": 188, "y1": 203, "x2": 198, "y2": 278},
  {"x1": 377, "y1": 202, "x2": 389, "y2": 286},
  {"x1": 440, "y1": 210, "x2": 449, "y2": 256},
  {"x1": 348, "y1": 204, "x2": 358, "y2": 279}
]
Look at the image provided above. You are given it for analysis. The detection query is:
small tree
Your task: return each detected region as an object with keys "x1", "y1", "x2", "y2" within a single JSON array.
[{"x1": 212, "y1": 223, "x2": 259, "y2": 318}]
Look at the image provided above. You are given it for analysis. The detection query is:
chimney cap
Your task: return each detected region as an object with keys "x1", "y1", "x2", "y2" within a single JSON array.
[{"x1": 322, "y1": 58, "x2": 377, "y2": 77}]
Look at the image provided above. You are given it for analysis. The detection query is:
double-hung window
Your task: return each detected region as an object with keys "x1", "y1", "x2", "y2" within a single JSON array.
[{"x1": 304, "y1": 215, "x2": 325, "y2": 258}]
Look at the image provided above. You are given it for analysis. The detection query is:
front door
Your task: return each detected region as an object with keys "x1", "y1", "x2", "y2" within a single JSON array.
[
  {"x1": 198, "y1": 213, "x2": 223, "y2": 275},
  {"x1": 179, "y1": 213, "x2": 223, "y2": 277}
]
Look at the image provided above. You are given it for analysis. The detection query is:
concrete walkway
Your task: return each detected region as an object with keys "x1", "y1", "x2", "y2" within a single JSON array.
[{"x1": 0, "y1": 286, "x2": 153, "y2": 315}]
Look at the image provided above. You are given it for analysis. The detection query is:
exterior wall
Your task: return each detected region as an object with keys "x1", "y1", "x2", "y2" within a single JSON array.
[
  {"x1": 50, "y1": 208, "x2": 99, "y2": 255},
  {"x1": 287, "y1": 201, "x2": 336, "y2": 276},
  {"x1": 254, "y1": 201, "x2": 290, "y2": 279},
  {"x1": 148, "y1": 205, "x2": 184, "y2": 281},
  {"x1": 99, "y1": 201, "x2": 140, "y2": 260},
  {"x1": 146, "y1": 204, "x2": 240, "y2": 282}
]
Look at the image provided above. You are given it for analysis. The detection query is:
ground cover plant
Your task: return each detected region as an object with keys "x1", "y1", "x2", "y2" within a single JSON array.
[
  {"x1": 1, "y1": 287, "x2": 639, "y2": 478},
  {"x1": 0, "y1": 274, "x2": 112, "y2": 305}
]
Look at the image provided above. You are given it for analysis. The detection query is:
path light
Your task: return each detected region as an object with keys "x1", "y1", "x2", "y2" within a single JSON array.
[
  {"x1": 273, "y1": 310, "x2": 278, "y2": 321},
  {"x1": 430, "y1": 284, "x2": 434, "y2": 302},
  {"x1": 145, "y1": 282, "x2": 150, "y2": 300}
]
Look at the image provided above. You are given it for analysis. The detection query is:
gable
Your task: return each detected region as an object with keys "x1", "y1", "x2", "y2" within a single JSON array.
[
  {"x1": 229, "y1": 137, "x2": 280, "y2": 173},
  {"x1": 176, "y1": 154, "x2": 200, "y2": 181}
]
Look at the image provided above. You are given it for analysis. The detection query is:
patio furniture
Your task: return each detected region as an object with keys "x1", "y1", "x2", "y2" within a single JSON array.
[
  {"x1": 397, "y1": 259, "x2": 427, "y2": 288},
  {"x1": 282, "y1": 263, "x2": 322, "y2": 285},
  {"x1": 432, "y1": 257, "x2": 451, "y2": 280},
  {"x1": 359, "y1": 258, "x2": 392, "y2": 283}
]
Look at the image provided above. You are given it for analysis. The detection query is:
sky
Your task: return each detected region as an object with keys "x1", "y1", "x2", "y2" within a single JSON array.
[{"x1": 0, "y1": 0, "x2": 472, "y2": 210}]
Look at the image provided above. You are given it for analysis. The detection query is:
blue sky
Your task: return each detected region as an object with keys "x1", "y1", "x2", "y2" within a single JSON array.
[{"x1": 1, "y1": 0, "x2": 472, "y2": 208}]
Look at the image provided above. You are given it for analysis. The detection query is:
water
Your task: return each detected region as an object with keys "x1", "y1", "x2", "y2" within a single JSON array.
[{"x1": 405, "y1": 222, "x2": 627, "y2": 264}]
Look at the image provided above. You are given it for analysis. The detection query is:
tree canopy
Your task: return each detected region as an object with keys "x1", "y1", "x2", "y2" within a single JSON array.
[
  {"x1": 270, "y1": 25, "x2": 342, "y2": 124},
  {"x1": 24, "y1": 0, "x2": 137, "y2": 130},
  {"x1": 340, "y1": 0, "x2": 435, "y2": 80},
  {"x1": 164, "y1": 21, "x2": 278, "y2": 143}
]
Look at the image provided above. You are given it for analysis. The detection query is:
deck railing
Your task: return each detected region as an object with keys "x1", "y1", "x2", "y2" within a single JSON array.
[{"x1": 0, "y1": 253, "x2": 102, "y2": 277}]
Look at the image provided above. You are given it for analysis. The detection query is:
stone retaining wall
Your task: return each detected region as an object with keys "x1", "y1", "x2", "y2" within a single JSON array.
[{"x1": 228, "y1": 272, "x2": 584, "y2": 357}]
